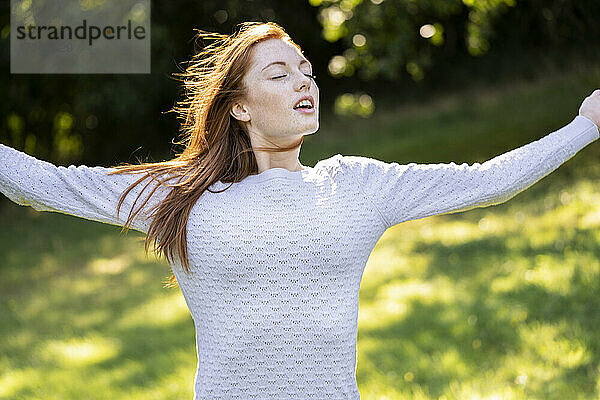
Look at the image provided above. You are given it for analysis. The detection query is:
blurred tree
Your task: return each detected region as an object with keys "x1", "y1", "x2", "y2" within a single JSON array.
[
  {"x1": 310, "y1": 0, "x2": 600, "y2": 82},
  {"x1": 0, "y1": 1, "x2": 334, "y2": 165}
]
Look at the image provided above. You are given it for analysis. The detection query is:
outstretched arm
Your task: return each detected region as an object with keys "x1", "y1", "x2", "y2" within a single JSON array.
[
  {"x1": 340, "y1": 113, "x2": 599, "y2": 230},
  {"x1": 0, "y1": 144, "x2": 172, "y2": 234}
]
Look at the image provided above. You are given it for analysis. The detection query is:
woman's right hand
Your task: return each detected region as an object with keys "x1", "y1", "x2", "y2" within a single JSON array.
[{"x1": 579, "y1": 89, "x2": 600, "y2": 129}]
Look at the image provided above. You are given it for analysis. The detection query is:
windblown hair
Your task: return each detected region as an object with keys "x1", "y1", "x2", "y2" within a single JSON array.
[{"x1": 106, "y1": 22, "x2": 304, "y2": 288}]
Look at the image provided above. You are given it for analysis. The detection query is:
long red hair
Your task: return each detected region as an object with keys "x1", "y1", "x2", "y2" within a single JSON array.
[{"x1": 106, "y1": 22, "x2": 304, "y2": 288}]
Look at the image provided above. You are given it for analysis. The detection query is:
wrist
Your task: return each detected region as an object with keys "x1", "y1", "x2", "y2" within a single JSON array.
[{"x1": 578, "y1": 113, "x2": 600, "y2": 130}]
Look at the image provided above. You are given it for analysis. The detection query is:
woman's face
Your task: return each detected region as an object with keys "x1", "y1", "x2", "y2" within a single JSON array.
[{"x1": 231, "y1": 38, "x2": 319, "y2": 143}]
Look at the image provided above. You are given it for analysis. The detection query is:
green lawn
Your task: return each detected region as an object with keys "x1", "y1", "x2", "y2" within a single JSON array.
[{"x1": 2, "y1": 63, "x2": 600, "y2": 399}]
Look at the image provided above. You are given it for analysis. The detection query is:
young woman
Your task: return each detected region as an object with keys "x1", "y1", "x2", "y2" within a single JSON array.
[{"x1": 1, "y1": 21, "x2": 599, "y2": 399}]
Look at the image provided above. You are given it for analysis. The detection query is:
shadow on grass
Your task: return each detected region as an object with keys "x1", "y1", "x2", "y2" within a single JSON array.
[
  {"x1": 358, "y1": 194, "x2": 600, "y2": 399},
  {"x1": 0, "y1": 204, "x2": 195, "y2": 399}
]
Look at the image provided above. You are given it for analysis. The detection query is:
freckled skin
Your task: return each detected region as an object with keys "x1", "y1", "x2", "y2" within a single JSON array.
[{"x1": 230, "y1": 38, "x2": 320, "y2": 172}]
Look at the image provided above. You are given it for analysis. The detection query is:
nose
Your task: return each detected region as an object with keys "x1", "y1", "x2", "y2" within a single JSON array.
[{"x1": 296, "y1": 72, "x2": 311, "y2": 92}]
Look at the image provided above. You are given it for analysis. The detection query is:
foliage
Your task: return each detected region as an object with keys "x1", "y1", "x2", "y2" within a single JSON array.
[{"x1": 309, "y1": 0, "x2": 600, "y2": 84}]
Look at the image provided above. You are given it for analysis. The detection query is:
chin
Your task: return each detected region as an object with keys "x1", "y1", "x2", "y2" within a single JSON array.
[
  {"x1": 302, "y1": 125, "x2": 319, "y2": 136},
  {"x1": 300, "y1": 122, "x2": 319, "y2": 135}
]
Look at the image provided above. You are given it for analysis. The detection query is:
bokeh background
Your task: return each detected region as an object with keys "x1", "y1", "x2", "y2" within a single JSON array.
[{"x1": 2, "y1": 1, "x2": 600, "y2": 399}]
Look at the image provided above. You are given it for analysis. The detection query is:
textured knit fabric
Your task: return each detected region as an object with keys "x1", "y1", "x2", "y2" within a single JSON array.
[{"x1": 1, "y1": 115, "x2": 598, "y2": 399}]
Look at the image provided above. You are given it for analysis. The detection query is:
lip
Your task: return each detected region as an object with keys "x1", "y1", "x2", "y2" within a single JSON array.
[
  {"x1": 293, "y1": 95, "x2": 315, "y2": 110},
  {"x1": 295, "y1": 106, "x2": 315, "y2": 114}
]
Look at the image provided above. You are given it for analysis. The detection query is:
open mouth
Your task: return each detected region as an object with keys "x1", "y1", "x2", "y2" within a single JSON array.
[{"x1": 293, "y1": 97, "x2": 314, "y2": 110}]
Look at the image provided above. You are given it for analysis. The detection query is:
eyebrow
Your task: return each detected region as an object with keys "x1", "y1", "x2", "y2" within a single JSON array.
[{"x1": 261, "y1": 59, "x2": 311, "y2": 72}]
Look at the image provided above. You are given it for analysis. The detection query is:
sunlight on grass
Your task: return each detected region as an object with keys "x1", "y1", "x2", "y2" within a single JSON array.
[
  {"x1": 365, "y1": 238, "x2": 432, "y2": 283},
  {"x1": 444, "y1": 384, "x2": 528, "y2": 400},
  {"x1": 520, "y1": 321, "x2": 591, "y2": 370},
  {"x1": 491, "y1": 253, "x2": 578, "y2": 296},
  {"x1": 576, "y1": 181, "x2": 600, "y2": 229},
  {"x1": 496, "y1": 321, "x2": 594, "y2": 398},
  {"x1": 360, "y1": 278, "x2": 449, "y2": 328},
  {"x1": 0, "y1": 368, "x2": 40, "y2": 398},
  {"x1": 115, "y1": 291, "x2": 190, "y2": 329},
  {"x1": 523, "y1": 255, "x2": 574, "y2": 295},
  {"x1": 88, "y1": 254, "x2": 133, "y2": 275},
  {"x1": 367, "y1": 276, "x2": 456, "y2": 325},
  {"x1": 418, "y1": 218, "x2": 493, "y2": 245},
  {"x1": 39, "y1": 335, "x2": 122, "y2": 366},
  {"x1": 127, "y1": 362, "x2": 196, "y2": 400}
]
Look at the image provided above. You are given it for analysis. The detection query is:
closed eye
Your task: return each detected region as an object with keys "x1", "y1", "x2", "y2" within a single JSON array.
[{"x1": 272, "y1": 74, "x2": 317, "y2": 81}]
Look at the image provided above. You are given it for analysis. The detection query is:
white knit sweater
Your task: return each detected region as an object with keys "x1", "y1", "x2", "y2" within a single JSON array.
[{"x1": 1, "y1": 115, "x2": 598, "y2": 399}]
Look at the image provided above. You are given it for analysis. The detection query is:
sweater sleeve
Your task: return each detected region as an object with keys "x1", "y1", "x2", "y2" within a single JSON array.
[
  {"x1": 339, "y1": 115, "x2": 600, "y2": 230},
  {"x1": 0, "y1": 143, "x2": 174, "y2": 234}
]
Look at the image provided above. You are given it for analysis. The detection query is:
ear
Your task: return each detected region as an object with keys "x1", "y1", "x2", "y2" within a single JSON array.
[{"x1": 230, "y1": 102, "x2": 251, "y2": 122}]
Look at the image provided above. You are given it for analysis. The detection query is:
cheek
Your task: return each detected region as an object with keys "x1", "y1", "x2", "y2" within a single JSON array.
[
  {"x1": 251, "y1": 88, "x2": 291, "y2": 123},
  {"x1": 253, "y1": 93, "x2": 300, "y2": 133},
  {"x1": 254, "y1": 87, "x2": 286, "y2": 110}
]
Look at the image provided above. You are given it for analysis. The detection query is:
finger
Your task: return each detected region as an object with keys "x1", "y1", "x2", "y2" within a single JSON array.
[{"x1": 593, "y1": 89, "x2": 600, "y2": 96}]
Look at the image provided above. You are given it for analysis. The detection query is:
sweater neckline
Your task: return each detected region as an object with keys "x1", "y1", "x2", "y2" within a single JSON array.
[
  {"x1": 216, "y1": 165, "x2": 312, "y2": 185},
  {"x1": 244, "y1": 166, "x2": 310, "y2": 182}
]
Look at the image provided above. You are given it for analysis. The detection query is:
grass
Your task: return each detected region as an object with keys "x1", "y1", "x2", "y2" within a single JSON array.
[{"x1": 2, "y1": 62, "x2": 600, "y2": 399}]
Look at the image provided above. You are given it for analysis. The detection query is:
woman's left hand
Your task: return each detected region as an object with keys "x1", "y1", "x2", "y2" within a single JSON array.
[{"x1": 579, "y1": 89, "x2": 600, "y2": 129}]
